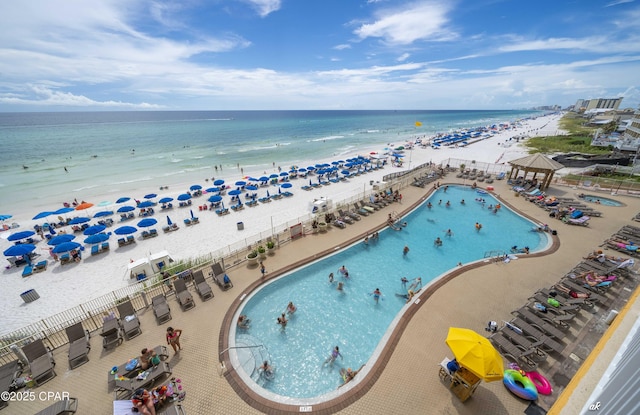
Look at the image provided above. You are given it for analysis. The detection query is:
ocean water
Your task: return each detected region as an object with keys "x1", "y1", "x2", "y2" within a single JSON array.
[{"x1": 0, "y1": 110, "x2": 541, "y2": 217}]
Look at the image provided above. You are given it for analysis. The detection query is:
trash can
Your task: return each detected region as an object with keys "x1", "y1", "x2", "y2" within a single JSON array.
[
  {"x1": 237, "y1": 222, "x2": 244, "y2": 231},
  {"x1": 605, "y1": 310, "x2": 618, "y2": 325},
  {"x1": 20, "y1": 289, "x2": 40, "y2": 303}
]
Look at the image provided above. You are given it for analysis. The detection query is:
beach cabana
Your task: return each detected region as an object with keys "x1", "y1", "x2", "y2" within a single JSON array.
[{"x1": 507, "y1": 154, "x2": 564, "y2": 190}]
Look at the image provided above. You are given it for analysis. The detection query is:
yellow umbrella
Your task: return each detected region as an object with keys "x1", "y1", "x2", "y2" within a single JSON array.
[{"x1": 445, "y1": 327, "x2": 504, "y2": 382}]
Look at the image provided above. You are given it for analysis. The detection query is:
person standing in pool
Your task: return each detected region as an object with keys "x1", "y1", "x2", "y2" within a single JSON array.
[
  {"x1": 403, "y1": 246, "x2": 410, "y2": 256},
  {"x1": 371, "y1": 288, "x2": 382, "y2": 303},
  {"x1": 328, "y1": 272, "x2": 334, "y2": 283},
  {"x1": 338, "y1": 265, "x2": 349, "y2": 278},
  {"x1": 277, "y1": 313, "x2": 288, "y2": 328}
]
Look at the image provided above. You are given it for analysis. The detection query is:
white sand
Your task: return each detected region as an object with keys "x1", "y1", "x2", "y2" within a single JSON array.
[{"x1": 0, "y1": 113, "x2": 563, "y2": 334}]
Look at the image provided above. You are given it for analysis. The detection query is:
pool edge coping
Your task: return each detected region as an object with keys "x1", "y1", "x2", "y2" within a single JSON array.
[{"x1": 218, "y1": 185, "x2": 561, "y2": 414}]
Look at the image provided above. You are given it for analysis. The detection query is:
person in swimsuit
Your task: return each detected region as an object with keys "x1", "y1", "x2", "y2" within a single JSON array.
[
  {"x1": 323, "y1": 346, "x2": 343, "y2": 365},
  {"x1": 287, "y1": 302, "x2": 297, "y2": 315},
  {"x1": 338, "y1": 266, "x2": 349, "y2": 278},
  {"x1": 328, "y1": 272, "x2": 334, "y2": 283},
  {"x1": 371, "y1": 288, "x2": 382, "y2": 303},
  {"x1": 166, "y1": 327, "x2": 182, "y2": 353},
  {"x1": 338, "y1": 364, "x2": 365, "y2": 388},
  {"x1": 277, "y1": 313, "x2": 288, "y2": 328},
  {"x1": 408, "y1": 278, "x2": 422, "y2": 292}
]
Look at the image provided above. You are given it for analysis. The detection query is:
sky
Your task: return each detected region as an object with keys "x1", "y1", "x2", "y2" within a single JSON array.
[{"x1": 0, "y1": 0, "x2": 639, "y2": 111}]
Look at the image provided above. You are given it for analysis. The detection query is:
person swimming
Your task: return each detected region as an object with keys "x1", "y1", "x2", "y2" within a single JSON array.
[
  {"x1": 323, "y1": 346, "x2": 343, "y2": 365},
  {"x1": 328, "y1": 272, "x2": 334, "y2": 283},
  {"x1": 337, "y1": 281, "x2": 344, "y2": 291},
  {"x1": 434, "y1": 237, "x2": 443, "y2": 247},
  {"x1": 408, "y1": 278, "x2": 422, "y2": 292},
  {"x1": 370, "y1": 288, "x2": 382, "y2": 303},
  {"x1": 276, "y1": 313, "x2": 288, "y2": 328},
  {"x1": 338, "y1": 265, "x2": 349, "y2": 278},
  {"x1": 259, "y1": 360, "x2": 274, "y2": 380},
  {"x1": 286, "y1": 302, "x2": 297, "y2": 314}
]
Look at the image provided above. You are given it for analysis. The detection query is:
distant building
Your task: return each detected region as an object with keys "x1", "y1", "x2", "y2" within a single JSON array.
[
  {"x1": 575, "y1": 97, "x2": 623, "y2": 112},
  {"x1": 594, "y1": 107, "x2": 640, "y2": 152}
]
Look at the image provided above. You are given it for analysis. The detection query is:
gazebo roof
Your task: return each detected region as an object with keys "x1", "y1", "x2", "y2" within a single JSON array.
[{"x1": 508, "y1": 153, "x2": 564, "y2": 171}]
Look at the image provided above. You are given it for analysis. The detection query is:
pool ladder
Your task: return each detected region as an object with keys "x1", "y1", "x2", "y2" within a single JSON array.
[{"x1": 484, "y1": 250, "x2": 507, "y2": 262}]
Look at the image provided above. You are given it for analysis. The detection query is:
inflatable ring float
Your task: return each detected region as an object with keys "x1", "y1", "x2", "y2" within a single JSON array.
[
  {"x1": 526, "y1": 371, "x2": 552, "y2": 395},
  {"x1": 503, "y1": 369, "x2": 538, "y2": 400},
  {"x1": 476, "y1": 189, "x2": 488, "y2": 195}
]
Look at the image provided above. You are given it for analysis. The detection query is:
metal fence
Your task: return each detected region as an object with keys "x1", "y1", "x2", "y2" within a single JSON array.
[{"x1": 0, "y1": 162, "x2": 442, "y2": 364}]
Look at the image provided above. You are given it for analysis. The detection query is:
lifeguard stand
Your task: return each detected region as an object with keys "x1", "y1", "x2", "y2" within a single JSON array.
[{"x1": 439, "y1": 358, "x2": 481, "y2": 402}]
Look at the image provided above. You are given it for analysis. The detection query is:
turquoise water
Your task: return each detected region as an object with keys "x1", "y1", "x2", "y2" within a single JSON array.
[
  {"x1": 581, "y1": 195, "x2": 623, "y2": 207},
  {"x1": 232, "y1": 186, "x2": 548, "y2": 400},
  {"x1": 0, "y1": 110, "x2": 543, "y2": 216}
]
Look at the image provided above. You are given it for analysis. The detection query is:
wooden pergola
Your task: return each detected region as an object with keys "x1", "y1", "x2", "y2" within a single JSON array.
[{"x1": 507, "y1": 153, "x2": 565, "y2": 190}]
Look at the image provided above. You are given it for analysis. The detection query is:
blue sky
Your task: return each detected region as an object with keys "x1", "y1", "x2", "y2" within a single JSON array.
[{"x1": 0, "y1": 0, "x2": 639, "y2": 111}]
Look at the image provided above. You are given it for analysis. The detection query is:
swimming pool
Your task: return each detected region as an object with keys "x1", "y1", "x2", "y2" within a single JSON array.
[
  {"x1": 580, "y1": 194, "x2": 624, "y2": 207},
  {"x1": 229, "y1": 185, "x2": 549, "y2": 403}
]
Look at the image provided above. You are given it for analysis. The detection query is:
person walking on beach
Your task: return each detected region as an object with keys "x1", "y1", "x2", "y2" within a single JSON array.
[
  {"x1": 166, "y1": 327, "x2": 183, "y2": 354},
  {"x1": 260, "y1": 261, "x2": 266, "y2": 278}
]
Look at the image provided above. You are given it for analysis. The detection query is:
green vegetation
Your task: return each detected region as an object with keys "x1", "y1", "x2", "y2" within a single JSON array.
[{"x1": 525, "y1": 113, "x2": 611, "y2": 155}]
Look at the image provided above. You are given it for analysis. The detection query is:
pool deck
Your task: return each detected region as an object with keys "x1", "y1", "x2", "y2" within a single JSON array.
[{"x1": 11, "y1": 176, "x2": 640, "y2": 415}]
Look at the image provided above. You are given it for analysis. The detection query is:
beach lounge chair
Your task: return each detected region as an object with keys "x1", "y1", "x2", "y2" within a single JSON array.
[
  {"x1": 192, "y1": 269, "x2": 214, "y2": 301},
  {"x1": 65, "y1": 322, "x2": 90, "y2": 369},
  {"x1": 339, "y1": 209, "x2": 361, "y2": 221},
  {"x1": 336, "y1": 210, "x2": 355, "y2": 224},
  {"x1": 512, "y1": 308, "x2": 566, "y2": 340},
  {"x1": 538, "y1": 287, "x2": 594, "y2": 309},
  {"x1": 489, "y1": 332, "x2": 538, "y2": 372},
  {"x1": 33, "y1": 397, "x2": 78, "y2": 415},
  {"x1": 35, "y1": 260, "x2": 47, "y2": 272},
  {"x1": 211, "y1": 262, "x2": 233, "y2": 291},
  {"x1": 526, "y1": 302, "x2": 574, "y2": 329},
  {"x1": 91, "y1": 245, "x2": 100, "y2": 255},
  {"x1": 560, "y1": 278, "x2": 612, "y2": 304},
  {"x1": 565, "y1": 216, "x2": 590, "y2": 226},
  {"x1": 126, "y1": 235, "x2": 135, "y2": 245},
  {"x1": 358, "y1": 201, "x2": 376, "y2": 213},
  {"x1": 353, "y1": 203, "x2": 369, "y2": 216},
  {"x1": 21, "y1": 339, "x2": 56, "y2": 386},
  {"x1": 173, "y1": 279, "x2": 195, "y2": 311},
  {"x1": 22, "y1": 265, "x2": 33, "y2": 277},
  {"x1": 528, "y1": 292, "x2": 580, "y2": 314},
  {"x1": 114, "y1": 361, "x2": 172, "y2": 400},
  {"x1": 152, "y1": 295, "x2": 172, "y2": 324},
  {"x1": 0, "y1": 360, "x2": 22, "y2": 410},
  {"x1": 116, "y1": 300, "x2": 142, "y2": 340},
  {"x1": 508, "y1": 317, "x2": 566, "y2": 355},
  {"x1": 100, "y1": 316, "x2": 124, "y2": 349},
  {"x1": 497, "y1": 328, "x2": 547, "y2": 362}
]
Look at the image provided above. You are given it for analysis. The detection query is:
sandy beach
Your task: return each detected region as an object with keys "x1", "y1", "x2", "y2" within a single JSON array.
[{"x1": 0, "y1": 112, "x2": 564, "y2": 335}]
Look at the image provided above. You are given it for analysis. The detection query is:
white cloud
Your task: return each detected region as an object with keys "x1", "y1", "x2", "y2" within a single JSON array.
[
  {"x1": 241, "y1": 0, "x2": 282, "y2": 17},
  {"x1": 0, "y1": 85, "x2": 162, "y2": 108},
  {"x1": 397, "y1": 53, "x2": 410, "y2": 62},
  {"x1": 354, "y1": 0, "x2": 457, "y2": 45},
  {"x1": 605, "y1": 0, "x2": 634, "y2": 7},
  {"x1": 333, "y1": 44, "x2": 352, "y2": 50}
]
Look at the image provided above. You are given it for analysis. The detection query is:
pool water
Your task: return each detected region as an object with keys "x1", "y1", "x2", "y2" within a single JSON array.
[
  {"x1": 581, "y1": 194, "x2": 624, "y2": 207},
  {"x1": 231, "y1": 186, "x2": 548, "y2": 402}
]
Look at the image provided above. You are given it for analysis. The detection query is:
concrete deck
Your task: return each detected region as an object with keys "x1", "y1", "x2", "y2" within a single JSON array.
[{"x1": 8, "y1": 176, "x2": 640, "y2": 415}]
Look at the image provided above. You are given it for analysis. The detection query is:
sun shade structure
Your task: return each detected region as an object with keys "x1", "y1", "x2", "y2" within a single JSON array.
[
  {"x1": 445, "y1": 327, "x2": 504, "y2": 382},
  {"x1": 507, "y1": 153, "x2": 564, "y2": 190}
]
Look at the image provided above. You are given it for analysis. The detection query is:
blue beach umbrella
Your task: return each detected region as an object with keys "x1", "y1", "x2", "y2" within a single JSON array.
[
  {"x1": 116, "y1": 197, "x2": 131, "y2": 204},
  {"x1": 52, "y1": 241, "x2": 81, "y2": 254},
  {"x1": 266, "y1": 190, "x2": 271, "y2": 198},
  {"x1": 307, "y1": 166, "x2": 315, "y2": 171},
  {"x1": 159, "y1": 197, "x2": 174, "y2": 204},
  {"x1": 279, "y1": 172, "x2": 288, "y2": 177},
  {"x1": 69, "y1": 217, "x2": 90, "y2": 225},
  {"x1": 4, "y1": 244, "x2": 36, "y2": 257},
  {"x1": 8, "y1": 231, "x2": 36, "y2": 241},
  {"x1": 84, "y1": 233, "x2": 109, "y2": 245},
  {"x1": 117, "y1": 206, "x2": 135, "y2": 213},
  {"x1": 245, "y1": 185, "x2": 258, "y2": 191},
  {"x1": 0, "y1": 214, "x2": 12, "y2": 221},
  {"x1": 33, "y1": 211, "x2": 53, "y2": 220},
  {"x1": 167, "y1": 216, "x2": 173, "y2": 226},
  {"x1": 341, "y1": 170, "x2": 351, "y2": 176},
  {"x1": 269, "y1": 174, "x2": 278, "y2": 179},
  {"x1": 48, "y1": 234, "x2": 76, "y2": 246},
  {"x1": 137, "y1": 200, "x2": 155, "y2": 208},
  {"x1": 114, "y1": 226, "x2": 137, "y2": 235},
  {"x1": 144, "y1": 193, "x2": 157, "y2": 199},
  {"x1": 190, "y1": 185, "x2": 202, "y2": 191},
  {"x1": 208, "y1": 195, "x2": 222, "y2": 203},
  {"x1": 213, "y1": 179, "x2": 225, "y2": 186},
  {"x1": 235, "y1": 181, "x2": 246, "y2": 186},
  {"x1": 259, "y1": 176, "x2": 269, "y2": 182},
  {"x1": 54, "y1": 207, "x2": 75, "y2": 214},
  {"x1": 281, "y1": 183, "x2": 293, "y2": 188},
  {"x1": 137, "y1": 218, "x2": 157, "y2": 228},
  {"x1": 298, "y1": 168, "x2": 307, "y2": 173},
  {"x1": 177, "y1": 194, "x2": 191, "y2": 201},
  {"x1": 83, "y1": 225, "x2": 106, "y2": 235},
  {"x1": 228, "y1": 189, "x2": 241, "y2": 196},
  {"x1": 205, "y1": 187, "x2": 218, "y2": 193},
  {"x1": 93, "y1": 211, "x2": 113, "y2": 218}
]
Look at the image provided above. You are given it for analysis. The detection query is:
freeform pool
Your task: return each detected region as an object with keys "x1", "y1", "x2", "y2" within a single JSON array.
[
  {"x1": 230, "y1": 186, "x2": 549, "y2": 403},
  {"x1": 579, "y1": 194, "x2": 624, "y2": 207}
]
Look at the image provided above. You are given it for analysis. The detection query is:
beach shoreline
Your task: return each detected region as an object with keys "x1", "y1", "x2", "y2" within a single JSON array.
[{"x1": 0, "y1": 112, "x2": 563, "y2": 335}]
